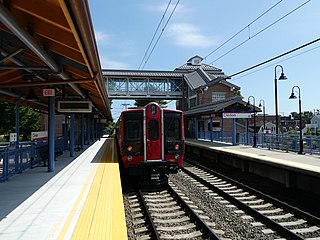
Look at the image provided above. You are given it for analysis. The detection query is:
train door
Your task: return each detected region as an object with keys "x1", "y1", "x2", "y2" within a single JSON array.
[{"x1": 145, "y1": 103, "x2": 162, "y2": 161}]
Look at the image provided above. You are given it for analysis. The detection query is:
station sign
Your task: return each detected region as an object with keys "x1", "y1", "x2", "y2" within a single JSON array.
[
  {"x1": 43, "y1": 89, "x2": 55, "y2": 96},
  {"x1": 223, "y1": 112, "x2": 251, "y2": 119},
  {"x1": 31, "y1": 131, "x2": 48, "y2": 141}
]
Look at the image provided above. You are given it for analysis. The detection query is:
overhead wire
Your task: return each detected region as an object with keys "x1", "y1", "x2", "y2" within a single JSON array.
[
  {"x1": 203, "y1": 0, "x2": 284, "y2": 61},
  {"x1": 138, "y1": 0, "x2": 172, "y2": 70},
  {"x1": 228, "y1": 37, "x2": 320, "y2": 79},
  {"x1": 141, "y1": 0, "x2": 181, "y2": 70},
  {"x1": 231, "y1": 44, "x2": 320, "y2": 81},
  {"x1": 210, "y1": 0, "x2": 312, "y2": 65}
]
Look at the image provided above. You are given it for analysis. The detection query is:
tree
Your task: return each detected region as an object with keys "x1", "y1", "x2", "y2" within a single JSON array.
[
  {"x1": 134, "y1": 99, "x2": 168, "y2": 108},
  {"x1": 234, "y1": 89, "x2": 243, "y2": 99},
  {"x1": 19, "y1": 106, "x2": 41, "y2": 140},
  {"x1": 0, "y1": 102, "x2": 40, "y2": 141},
  {"x1": 0, "y1": 102, "x2": 15, "y2": 136}
]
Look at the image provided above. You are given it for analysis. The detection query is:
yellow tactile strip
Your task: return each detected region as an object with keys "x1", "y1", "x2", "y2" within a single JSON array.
[{"x1": 59, "y1": 138, "x2": 127, "y2": 240}]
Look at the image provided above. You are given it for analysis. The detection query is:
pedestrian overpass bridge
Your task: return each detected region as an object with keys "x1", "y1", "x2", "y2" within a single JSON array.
[{"x1": 103, "y1": 69, "x2": 184, "y2": 99}]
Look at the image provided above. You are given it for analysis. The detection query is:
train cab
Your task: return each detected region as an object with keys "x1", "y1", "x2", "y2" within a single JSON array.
[{"x1": 117, "y1": 102, "x2": 184, "y2": 184}]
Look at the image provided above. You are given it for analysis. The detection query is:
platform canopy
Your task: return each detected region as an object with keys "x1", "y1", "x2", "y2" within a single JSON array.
[{"x1": 0, "y1": 0, "x2": 111, "y2": 119}]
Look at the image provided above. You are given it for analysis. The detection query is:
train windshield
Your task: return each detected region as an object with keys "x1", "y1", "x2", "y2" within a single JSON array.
[
  {"x1": 164, "y1": 112, "x2": 182, "y2": 140},
  {"x1": 124, "y1": 112, "x2": 143, "y2": 141}
]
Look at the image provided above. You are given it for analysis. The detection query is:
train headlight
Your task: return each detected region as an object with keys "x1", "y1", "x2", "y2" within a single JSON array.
[
  {"x1": 127, "y1": 155, "x2": 133, "y2": 161},
  {"x1": 175, "y1": 154, "x2": 180, "y2": 160},
  {"x1": 127, "y1": 146, "x2": 132, "y2": 151},
  {"x1": 175, "y1": 144, "x2": 179, "y2": 150}
]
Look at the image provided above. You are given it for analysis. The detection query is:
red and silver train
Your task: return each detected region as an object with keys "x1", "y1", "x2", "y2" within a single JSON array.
[{"x1": 117, "y1": 102, "x2": 184, "y2": 184}]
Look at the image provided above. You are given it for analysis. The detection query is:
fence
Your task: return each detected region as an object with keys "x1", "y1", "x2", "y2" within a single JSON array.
[
  {"x1": 197, "y1": 131, "x2": 320, "y2": 155},
  {"x1": 0, "y1": 137, "x2": 66, "y2": 182}
]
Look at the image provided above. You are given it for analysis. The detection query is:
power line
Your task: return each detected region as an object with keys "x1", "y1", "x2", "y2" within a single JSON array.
[
  {"x1": 209, "y1": 0, "x2": 312, "y2": 65},
  {"x1": 231, "y1": 44, "x2": 320, "y2": 81},
  {"x1": 138, "y1": 0, "x2": 172, "y2": 70},
  {"x1": 141, "y1": 0, "x2": 181, "y2": 70},
  {"x1": 204, "y1": 0, "x2": 283, "y2": 61},
  {"x1": 228, "y1": 37, "x2": 320, "y2": 79}
]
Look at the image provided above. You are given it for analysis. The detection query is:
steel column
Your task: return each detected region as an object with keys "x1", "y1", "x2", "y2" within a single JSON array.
[
  {"x1": 81, "y1": 114, "x2": 85, "y2": 149},
  {"x1": 87, "y1": 115, "x2": 91, "y2": 145},
  {"x1": 232, "y1": 118, "x2": 236, "y2": 145},
  {"x1": 70, "y1": 114, "x2": 75, "y2": 157},
  {"x1": 48, "y1": 96, "x2": 55, "y2": 172}
]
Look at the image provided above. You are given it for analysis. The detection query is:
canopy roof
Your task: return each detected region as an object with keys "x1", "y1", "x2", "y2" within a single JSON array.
[{"x1": 0, "y1": 0, "x2": 111, "y2": 119}]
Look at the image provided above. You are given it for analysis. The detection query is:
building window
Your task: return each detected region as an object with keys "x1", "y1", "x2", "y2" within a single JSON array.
[
  {"x1": 212, "y1": 92, "x2": 225, "y2": 102},
  {"x1": 190, "y1": 98, "x2": 197, "y2": 108}
]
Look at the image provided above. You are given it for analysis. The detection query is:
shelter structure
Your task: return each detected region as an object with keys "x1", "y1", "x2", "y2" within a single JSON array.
[{"x1": 0, "y1": 1, "x2": 111, "y2": 172}]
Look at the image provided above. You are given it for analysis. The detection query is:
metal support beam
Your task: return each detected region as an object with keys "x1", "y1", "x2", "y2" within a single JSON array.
[
  {"x1": 0, "y1": 48, "x2": 24, "y2": 63},
  {"x1": 81, "y1": 114, "x2": 84, "y2": 149},
  {"x1": 48, "y1": 96, "x2": 55, "y2": 172},
  {"x1": 70, "y1": 114, "x2": 75, "y2": 157},
  {"x1": 91, "y1": 115, "x2": 94, "y2": 142},
  {"x1": 15, "y1": 99, "x2": 20, "y2": 145},
  {"x1": 232, "y1": 118, "x2": 236, "y2": 145},
  {"x1": 87, "y1": 115, "x2": 90, "y2": 145},
  {"x1": 0, "y1": 5, "x2": 86, "y2": 98}
]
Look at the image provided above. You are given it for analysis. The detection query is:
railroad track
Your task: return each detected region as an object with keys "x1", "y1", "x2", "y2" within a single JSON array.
[
  {"x1": 125, "y1": 184, "x2": 221, "y2": 240},
  {"x1": 179, "y1": 160, "x2": 320, "y2": 239}
]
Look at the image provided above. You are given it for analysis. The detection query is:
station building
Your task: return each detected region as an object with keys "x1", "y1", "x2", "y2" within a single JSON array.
[{"x1": 174, "y1": 56, "x2": 260, "y2": 143}]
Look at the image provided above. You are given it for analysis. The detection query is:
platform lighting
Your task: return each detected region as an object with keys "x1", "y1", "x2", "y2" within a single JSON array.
[
  {"x1": 247, "y1": 96, "x2": 256, "y2": 147},
  {"x1": 289, "y1": 86, "x2": 303, "y2": 154},
  {"x1": 258, "y1": 99, "x2": 266, "y2": 133},
  {"x1": 274, "y1": 65, "x2": 287, "y2": 135}
]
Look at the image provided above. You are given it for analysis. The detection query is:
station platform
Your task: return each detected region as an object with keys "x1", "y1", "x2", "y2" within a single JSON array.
[
  {"x1": 185, "y1": 138, "x2": 320, "y2": 194},
  {"x1": 0, "y1": 136, "x2": 127, "y2": 240}
]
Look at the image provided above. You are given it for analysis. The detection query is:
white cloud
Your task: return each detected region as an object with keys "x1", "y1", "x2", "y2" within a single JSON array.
[
  {"x1": 100, "y1": 57, "x2": 130, "y2": 69},
  {"x1": 95, "y1": 31, "x2": 110, "y2": 44},
  {"x1": 145, "y1": 3, "x2": 188, "y2": 14},
  {"x1": 167, "y1": 23, "x2": 215, "y2": 48}
]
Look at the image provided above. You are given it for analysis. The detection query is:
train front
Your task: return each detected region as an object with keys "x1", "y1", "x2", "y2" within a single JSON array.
[{"x1": 119, "y1": 102, "x2": 184, "y2": 186}]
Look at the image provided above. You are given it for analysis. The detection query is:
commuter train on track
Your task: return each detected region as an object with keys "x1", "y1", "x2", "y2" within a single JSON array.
[{"x1": 116, "y1": 102, "x2": 184, "y2": 186}]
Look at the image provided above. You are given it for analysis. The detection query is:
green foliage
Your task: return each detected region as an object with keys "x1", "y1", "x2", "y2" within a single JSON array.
[
  {"x1": 0, "y1": 102, "x2": 15, "y2": 135},
  {"x1": 288, "y1": 130, "x2": 298, "y2": 134},
  {"x1": 134, "y1": 99, "x2": 168, "y2": 108},
  {"x1": 234, "y1": 90, "x2": 243, "y2": 99},
  {"x1": 0, "y1": 102, "x2": 40, "y2": 141},
  {"x1": 306, "y1": 127, "x2": 312, "y2": 136},
  {"x1": 20, "y1": 106, "x2": 41, "y2": 140}
]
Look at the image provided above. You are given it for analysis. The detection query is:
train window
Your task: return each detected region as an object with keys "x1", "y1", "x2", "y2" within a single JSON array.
[
  {"x1": 124, "y1": 112, "x2": 143, "y2": 141},
  {"x1": 148, "y1": 120, "x2": 159, "y2": 140},
  {"x1": 125, "y1": 120, "x2": 142, "y2": 141},
  {"x1": 164, "y1": 112, "x2": 181, "y2": 140}
]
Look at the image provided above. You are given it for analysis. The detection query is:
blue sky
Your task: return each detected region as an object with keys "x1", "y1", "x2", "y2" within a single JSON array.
[{"x1": 88, "y1": 0, "x2": 320, "y2": 121}]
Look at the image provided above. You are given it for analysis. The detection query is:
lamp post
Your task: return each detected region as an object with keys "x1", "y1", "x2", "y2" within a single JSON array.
[
  {"x1": 247, "y1": 96, "x2": 256, "y2": 147},
  {"x1": 259, "y1": 99, "x2": 266, "y2": 133},
  {"x1": 289, "y1": 86, "x2": 303, "y2": 154},
  {"x1": 274, "y1": 65, "x2": 287, "y2": 135}
]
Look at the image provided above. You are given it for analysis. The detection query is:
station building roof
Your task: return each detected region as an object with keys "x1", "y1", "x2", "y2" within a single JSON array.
[
  {"x1": 0, "y1": 1, "x2": 111, "y2": 119},
  {"x1": 184, "y1": 96, "x2": 261, "y2": 117}
]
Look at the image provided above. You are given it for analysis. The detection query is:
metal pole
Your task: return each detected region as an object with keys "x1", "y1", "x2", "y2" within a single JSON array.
[
  {"x1": 248, "y1": 96, "x2": 256, "y2": 147},
  {"x1": 274, "y1": 75, "x2": 279, "y2": 135},
  {"x1": 81, "y1": 114, "x2": 84, "y2": 149},
  {"x1": 70, "y1": 114, "x2": 75, "y2": 157},
  {"x1": 48, "y1": 96, "x2": 55, "y2": 172},
  {"x1": 298, "y1": 91, "x2": 303, "y2": 154},
  {"x1": 253, "y1": 109, "x2": 257, "y2": 147}
]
